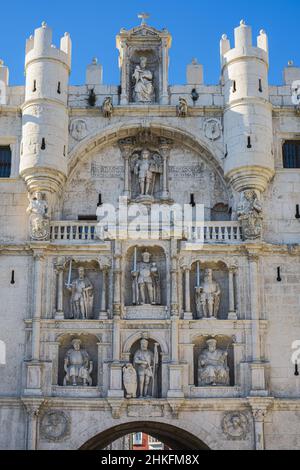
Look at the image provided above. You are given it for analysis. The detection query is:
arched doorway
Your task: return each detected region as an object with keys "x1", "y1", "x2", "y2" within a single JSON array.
[{"x1": 79, "y1": 421, "x2": 210, "y2": 450}]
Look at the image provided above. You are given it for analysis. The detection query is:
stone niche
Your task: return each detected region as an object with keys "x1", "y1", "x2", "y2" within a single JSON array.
[
  {"x1": 193, "y1": 335, "x2": 235, "y2": 387},
  {"x1": 129, "y1": 338, "x2": 162, "y2": 399},
  {"x1": 57, "y1": 334, "x2": 99, "y2": 387},
  {"x1": 124, "y1": 246, "x2": 167, "y2": 319},
  {"x1": 189, "y1": 262, "x2": 230, "y2": 320},
  {"x1": 63, "y1": 260, "x2": 102, "y2": 320}
]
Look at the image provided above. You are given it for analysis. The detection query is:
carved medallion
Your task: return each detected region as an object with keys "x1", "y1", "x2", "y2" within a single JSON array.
[
  {"x1": 40, "y1": 411, "x2": 70, "y2": 442},
  {"x1": 70, "y1": 119, "x2": 88, "y2": 141},
  {"x1": 222, "y1": 412, "x2": 250, "y2": 440},
  {"x1": 204, "y1": 119, "x2": 222, "y2": 141}
]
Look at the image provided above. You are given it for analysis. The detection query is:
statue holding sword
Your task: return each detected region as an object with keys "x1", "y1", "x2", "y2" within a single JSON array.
[{"x1": 133, "y1": 339, "x2": 159, "y2": 398}]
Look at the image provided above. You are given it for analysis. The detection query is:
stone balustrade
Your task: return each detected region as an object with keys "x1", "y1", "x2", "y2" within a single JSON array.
[{"x1": 50, "y1": 220, "x2": 243, "y2": 243}]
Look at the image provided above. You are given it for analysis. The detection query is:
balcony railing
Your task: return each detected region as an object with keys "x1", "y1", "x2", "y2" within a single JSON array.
[{"x1": 50, "y1": 221, "x2": 243, "y2": 243}]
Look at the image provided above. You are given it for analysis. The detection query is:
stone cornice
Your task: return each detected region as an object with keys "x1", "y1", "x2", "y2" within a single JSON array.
[{"x1": 69, "y1": 105, "x2": 224, "y2": 118}]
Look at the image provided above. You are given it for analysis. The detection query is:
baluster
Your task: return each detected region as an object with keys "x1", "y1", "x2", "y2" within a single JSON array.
[{"x1": 75, "y1": 225, "x2": 79, "y2": 240}]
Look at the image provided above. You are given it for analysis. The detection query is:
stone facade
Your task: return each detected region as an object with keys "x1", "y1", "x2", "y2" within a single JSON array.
[{"x1": 0, "y1": 18, "x2": 300, "y2": 450}]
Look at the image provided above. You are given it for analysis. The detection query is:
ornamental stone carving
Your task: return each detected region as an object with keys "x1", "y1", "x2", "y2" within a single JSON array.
[
  {"x1": 27, "y1": 191, "x2": 50, "y2": 241},
  {"x1": 40, "y1": 411, "x2": 70, "y2": 442},
  {"x1": 66, "y1": 266, "x2": 94, "y2": 319},
  {"x1": 70, "y1": 119, "x2": 88, "y2": 141},
  {"x1": 222, "y1": 412, "x2": 250, "y2": 440},
  {"x1": 198, "y1": 339, "x2": 230, "y2": 386},
  {"x1": 63, "y1": 339, "x2": 93, "y2": 386},
  {"x1": 204, "y1": 118, "x2": 222, "y2": 140},
  {"x1": 132, "y1": 56, "x2": 154, "y2": 103},
  {"x1": 237, "y1": 190, "x2": 263, "y2": 240},
  {"x1": 132, "y1": 250, "x2": 161, "y2": 305},
  {"x1": 102, "y1": 97, "x2": 113, "y2": 117},
  {"x1": 195, "y1": 269, "x2": 221, "y2": 319},
  {"x1": 123, "y1": 364, "x2": 138, "y2": 399},
  {"x1": 177, "y1": 97, "x2": 188, "y2": 117}
]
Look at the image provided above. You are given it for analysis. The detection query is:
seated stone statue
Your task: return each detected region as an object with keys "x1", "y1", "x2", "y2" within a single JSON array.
[
  {"x1": 237, "y1": 189, "x2": 263, "y2": 240},
  {"x1": 63, "y1": 339, "x2": 93, "y2": 387},
  {"x1": 198, "y1": 339, "x2": 230, "y2": 386}
]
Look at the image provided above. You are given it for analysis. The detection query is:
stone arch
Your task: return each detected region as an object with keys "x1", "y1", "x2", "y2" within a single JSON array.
[
  {"x1": 67, "y1": 121, "x2": 227, "y2": 188},
  {"x1": 122, "y1": 331, "x2": 169, "y2": 357},
  {"x1": 79, "y1": 421, "x2": 211, "y2": 450}
]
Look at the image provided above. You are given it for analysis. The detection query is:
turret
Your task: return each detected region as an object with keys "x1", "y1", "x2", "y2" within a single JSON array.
[
  {"x1": 20, "y1": 22, "x2": 72, "y2": 197},
  {"x1": 221, "y1": 20, "x2": 274, "y2": 194}
]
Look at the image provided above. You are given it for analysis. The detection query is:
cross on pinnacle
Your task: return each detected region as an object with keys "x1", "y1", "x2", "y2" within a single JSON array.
[{"x1": 138, "y1": 13, "x2": 150, "y2": 25}]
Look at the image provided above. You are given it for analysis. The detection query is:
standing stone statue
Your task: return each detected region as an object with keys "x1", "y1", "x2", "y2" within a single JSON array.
[
  {"x1": 67, "y1": 267, "x2": 94, "y2": 319},
  {"x1": 102, "y1": 96, "x2": 113, "y2": 118},
  {"x1": 132, "y1": 251, "x2": 160, "y2": 305},
  {"x1": 123, "y1": 364, "x2": 138, "y2": 399},
  {"x1": 195, "y1": 269, "x2": 221, "y2": 319},
  {"x1": 133, "y1": 339, "x2": 154, "y2": 398},
  {"x1": 177, "y1": 97, "x2": 188, "y2": 117},
  {"x1": 133, "y1": 149, "x2": 162, "y2": 197},
  {"x1": 237, "y1": 190, "x2": 263, "y2": 240},
  {"x1": 132, "y1": 56, "x2": 154, "y2": 103},
  {"x1": 198, "y1": 339, "x2": 230, "y2": 386},
  {"x1": 63, "y1": 339, "x2": 93, "y2": 387},
  {"x1": 27, "y1": 191, "x2": 50, "y2": 241}
]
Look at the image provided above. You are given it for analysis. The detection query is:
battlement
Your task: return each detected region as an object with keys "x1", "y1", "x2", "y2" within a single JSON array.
[
  {"x1": 25, "y1": 22, "x2": 72, "y2": 70},
  {"x1": 220, "y1": 20, "x2": 268, "y2": 69}
]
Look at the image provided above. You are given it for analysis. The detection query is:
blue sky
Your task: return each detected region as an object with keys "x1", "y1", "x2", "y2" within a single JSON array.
[{"x1": 1, "y1": 0, "x2": 299, "y2": 86}]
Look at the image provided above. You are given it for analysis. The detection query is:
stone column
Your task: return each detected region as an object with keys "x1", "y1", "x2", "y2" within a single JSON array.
[
  {"x1": 54, "y1": 260, "x2": 65, "y2": 320},
  {"x1": 119, "y1": 142, "x2": 132, "y2": 198},
  {"x1": 22, "y1": 400, "x2": 43, "y2": 450},
  {"x1": 123, "y1": 155, "x2": 130, "y2": 197},
  {"x1": 248, "y1": 399, "x2": 273, "y2": 451},
  {"x1": 228, "y1": 266, "x2": 238, "y2": 320},
  {"x1": 32, "y1": 252, "x2": 44, "y2": 361},
  {"x1": 160, "y1": 142, "x2": 170, "y2": 200},
  {"x1": 120, "y1": 42, "x2": 129, "y2": 105},
  {"x1": 170, "y1": 248, "x2": 179, "y2": 317},
  {"x1": 161, "y1": 38, "x2": 169, "y2": 105},
  {"x1": 171, "y1": 317, "x2": 179, "y2": 362},
  {"x1": 183, "y1": 267, "x2": 193, "y2": 320},
  {"x1": 99, "y1": 267, "x2": 109, "y2": 320},
  {"x1": 113, "y1": 244, "x2": 122, "y2": 318}
]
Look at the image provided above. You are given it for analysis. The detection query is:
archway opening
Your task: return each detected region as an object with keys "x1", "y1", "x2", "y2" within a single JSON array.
[{"x1": 79, "y1": 421, "x2": 210, "y2": 450}]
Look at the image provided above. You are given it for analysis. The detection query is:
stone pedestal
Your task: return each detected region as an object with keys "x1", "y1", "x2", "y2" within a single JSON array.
[
  {"x1": 167, "y1": 364, "x2": 184, "y2": 398},
  {"x1": 23, "y1": 362, "x2": 43, "y2": 396},
  {"x1": 108, "y1": 363, "x2": 124, "y2": 398}
]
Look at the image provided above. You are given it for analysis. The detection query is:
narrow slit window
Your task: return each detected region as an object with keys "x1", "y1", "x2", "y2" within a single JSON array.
[
  {"x1": 247, "y1": 136, "x2": 252, "y2": 148},
  {"x1": 259, "y1": 79, "x2": 263, "y2": 92},
  {"x1": 0, "y1": 146, "x2": 12, "y2": 178},
  {"x1": 63, "y1": 145, "x2": 66, "y2": 156},
  {"x1": 57, "y1": 82, "x2": 61, "y2": 94},
  {"x1": 33, "y1": 80, "x2": 37, "y2": 92},
  {"x1": 41, "y1": 138, "x2": 46, "y2": 150},
  {"x1": 232, "y1": 80, "x2": 237, "y2": 93}
]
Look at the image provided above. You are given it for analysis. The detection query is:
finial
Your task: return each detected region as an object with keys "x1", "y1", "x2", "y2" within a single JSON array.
[
  {"x1": 192, "y1": 58, "x2": 198, "y2": 65},
  {"x1": 138, "y1": 12, "x2": 150, "y2": 25},
  {"x1": 64, "y1": 32, "x2": 69, "y2": 37},
  {"x1": 260, "y1": 29, "x2": 266, "y2": 35},
  {"x1": 29, "y1": 35, "x2": 33, "y2": 40},
  {"x1": 288, "y1": 60, "x2": 294, "y2": 67},
  {"x1": 0, "y1": 59, "x2": 4, "y2": 66},
  {"x1": 92, "y1": 57, "x2": 98, "y2": 65},
  {"x1": 222, "y1": 34, "x2": 228, "y2": 40},
  {"x1": 41, "y1": 21, "x2": 47, "y2": 28},
  {"x1": 240, "y1": 19, "x2": 246, "y2": 26}
]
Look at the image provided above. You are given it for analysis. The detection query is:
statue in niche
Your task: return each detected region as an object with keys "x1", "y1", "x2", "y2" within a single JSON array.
[
  {"x1": 66, "y1": 267, "x2": 94, "y2": 319},
  {"x1": 27, "y1": 191, "x2": 50, "y2": 241},
  {"x1": 237, "y1": 190, "x2": 263, "y2": 240},
  {"x1": 195, "y1": 268, "x2": 221, "y2": 319},
  {"x1": 63, "y1": 339, "x2": 93, "y2": 386},
  {"x1": 133, "y1": 339, "x2": 157, "y2": 398},
  {"x1": 102, "y1": 96, "x2": 113, "y2": 118},
  {"x1": 132, "y1": 250, "x2": 161, "y2": 305},
  {"x1": 132, "y1": 149, "x2": 162, "y2": 198},
  {"x1": 177, "y1": 97, "x2": 188, "y2": 117},
  {"x1": 198, "y1": 339, "x2": 230, "y2": 386},
  {"x1": 132, "y1": 56, "x2": 154, "y2": 103},
  {"x1": 123, "y1": 364, "x2": 138, "y2": 399}
]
